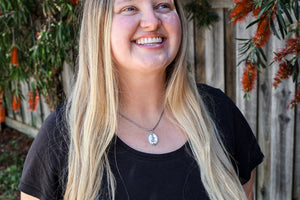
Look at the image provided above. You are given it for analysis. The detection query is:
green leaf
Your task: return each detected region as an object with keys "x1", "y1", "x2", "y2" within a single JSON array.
[
  {"x1": 237, "y1": 58, "x2": 247, "y2": 66},
  {"x1": 276, "y1": 10, "x2": 287, "y2": 31},
  {"x1": 270, "y1": 18, "x2": 281, "y2": 39},
  {"x1": 260, "y1": 60, "x2": 267, "y2": 68},
  {"x1": 255, "y1": 49, "x2": 263, "y2": 67},
  {"x1": 240, "y1": 44, "x2": 252, "y2": 55},
  {"x1": 280, "y1": 2, "x2": 293, "y2": 24},
  {"x1": 257, "y1": 47, "x2": 267, "y2": 61},
  {"x1": 246, "y1": 18, "x2": 261, "y2": 29},
  {"x1": 235, "y1": 38, "x2": 251, "y2": 41},
  {"x1": 275, "y1": 12, "x2": 285, "y2": 39},
  {"x1": 257, "y1": 3, "x2": 272, "y2": 19},
  {"x1": 292, "y1": 61, "x2": 299, "y2": 82},
  {"x1": 294, "y1": 0, "x2": 299, "y2": 20}
]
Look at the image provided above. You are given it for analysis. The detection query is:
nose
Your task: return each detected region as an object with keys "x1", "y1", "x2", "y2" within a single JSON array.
[{"x1": 140, "y1": 7, "x2": 161, "y2": 31}]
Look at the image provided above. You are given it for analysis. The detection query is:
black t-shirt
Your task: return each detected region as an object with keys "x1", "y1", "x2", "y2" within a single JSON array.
[{"x1": 18, "y1": 84, "x2": 264, "y2": 200}]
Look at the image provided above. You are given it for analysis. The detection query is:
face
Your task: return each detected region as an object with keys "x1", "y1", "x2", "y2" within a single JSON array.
[{"x1": 111, "y1": 0, "x2": 182, "y2": 75}]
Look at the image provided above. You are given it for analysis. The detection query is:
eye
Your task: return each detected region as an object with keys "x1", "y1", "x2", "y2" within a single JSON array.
[
  {"x1": 157, "y1": 4, "x2": 169, "y2": 9},
  {"x1": 155, "y1": 3, "x2": 172, "y2": 12},
  {"x1": 121, "y1": 6, "x2": 137, "y2": 15}
]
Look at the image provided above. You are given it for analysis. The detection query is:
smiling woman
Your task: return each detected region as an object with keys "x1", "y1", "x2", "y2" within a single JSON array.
[
  {"x1": 19, "y1": 0, "x2": 263, "y2": 200},
  {"x1": 111, "y1": 0, "x2": 181, "y2": 74}
]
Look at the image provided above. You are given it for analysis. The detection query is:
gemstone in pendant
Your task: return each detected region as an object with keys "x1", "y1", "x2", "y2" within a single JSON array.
[{"x1": 148, "y1": 132, "x2": 158, "y2": 145}]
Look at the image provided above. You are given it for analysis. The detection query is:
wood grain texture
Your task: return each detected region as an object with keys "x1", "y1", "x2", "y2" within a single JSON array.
[
  {"x1": 205, "y1": 8, "x2": 225, "y2": 91},
  {"x1": 195, "y1": 27, "x2": 206, "y2": 83},
  {"x1": 210, "y1": 0, "x2": 232, "y2": 8},
  {"x1": 20, "y1": 81, "x2": 31, "y2": 125},
  {"x1": 256, "y1": 43, "x2": 273, "y2": 200},
  {"x1": 224, "y1": 9, "x2": 236, "y2": 101},
  {"x1": 10, "y1": 81, "x2": 23, "y2": 122},
  {"x1": 235, "y1": 16, "x2": 257, "y2": 132},
  {"x1": 5, "y1": 117, "x2": 38, "y2": 138},
  {"x1": 269, "y1": 36, "x2": 295, "y2": 200},
  {"x1": 4, "y1": 85, "x2": 13, "y2": 119},
  {"x1": 186, "y1": 19, "x2": 196, "y2": 77},
  {"x1": 29, "y1": 77, "x2": 42, "y2": 129},
  {"x1": 62, "y1": 61, "x2": 74, "y2": 98},
  {"x1": 293, "y1": 92, "x2": 300, "y2": 200}
]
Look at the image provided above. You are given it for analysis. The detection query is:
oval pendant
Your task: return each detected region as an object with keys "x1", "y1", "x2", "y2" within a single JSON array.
[{"x1": 148, "y1": 132, "x2": 158, "y2": 145}]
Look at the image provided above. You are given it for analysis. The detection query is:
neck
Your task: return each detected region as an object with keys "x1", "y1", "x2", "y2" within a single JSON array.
[{"x1": 118, "y1": 70, "x2": 166, "y2": 117}]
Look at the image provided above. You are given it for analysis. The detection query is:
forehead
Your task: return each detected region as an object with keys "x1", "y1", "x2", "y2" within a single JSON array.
[{"x1": 114, "y1": 0, "x2": 175, "y2": 5}]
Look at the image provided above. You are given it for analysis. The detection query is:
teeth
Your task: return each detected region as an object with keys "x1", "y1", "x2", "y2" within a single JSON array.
[{"x1": 136, "y1": 37, "x2": 163, "y2": 45}]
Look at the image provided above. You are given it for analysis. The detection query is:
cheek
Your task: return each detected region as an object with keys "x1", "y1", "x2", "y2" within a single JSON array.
[
  {"x1": 111, "y1": 16, "x2": 138, "y2": 40},
  {"x1": 161, "y1": 13, "x2": 182, "y2": 43}
]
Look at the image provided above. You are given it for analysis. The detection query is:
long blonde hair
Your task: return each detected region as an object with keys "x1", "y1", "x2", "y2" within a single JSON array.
[{"x1": 65, "y1": 0, "x2": 248, "y2": 199}]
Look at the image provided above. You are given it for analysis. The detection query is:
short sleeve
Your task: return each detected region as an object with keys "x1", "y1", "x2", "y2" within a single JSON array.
[
  {"x1": 18, "y1": 105, "x2": 68, "y2": 200},
  {"x1": 198, "y1": 84, "x2": 264, "y2": 185}
]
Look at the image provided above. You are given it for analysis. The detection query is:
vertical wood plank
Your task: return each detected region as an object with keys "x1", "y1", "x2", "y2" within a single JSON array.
[
  {"x1": 20, "y1": 81, "x2": 31, "y2": 125},
  {"x1": 29, "y1": 78, "x2": 42, "y2": 129},
  {"x1": 186, "y1": 19, "x2": 195, "y2": 77},
  {"x1": 4, "y1": 87, "x2": 13, "y2": 119},
  {"x1": 205, "y1": 8, "x2": 225, "y2": 91},
  {"x1": 195, "y1": 27, "x2": 206, "y2": 83},
  {"x1": 224, "y1": 8, "x2": 236, "y2": 101},
  {"x1": 62, "y1": 61, "x2": 74, "y2": 98},
  {"x1": 293, "y1": 92, "x2": 300, "y2": 200},
  {"x1": 235, "y1": 16, "x2": 257, "y2": 132},
  {"x1": 11, "y1": 81, "x2": 23, "y2": 122},
  {"x1": 40, "y1": 96, "x2": 50, "y2": 121},
  {"x1": 256, "y1": 43, "x2": 273, "y2": 200},
  {"x1": 269, "y1": 36, "x2": 295, "y2": 200}
]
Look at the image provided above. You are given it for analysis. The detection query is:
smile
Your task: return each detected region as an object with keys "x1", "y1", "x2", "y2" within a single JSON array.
[{"x1": 135, "y1": 37, "x2": 163, "y2": 45}]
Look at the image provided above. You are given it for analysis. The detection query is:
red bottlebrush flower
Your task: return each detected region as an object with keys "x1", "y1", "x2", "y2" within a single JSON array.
[
  {"x1": 288, "y1": 85, "x2": 300, "y2": 109},
  {"x1": 36, "y1": 32, "x2": 41, "y2": 40},
  {"x1": 11, "y1": 47, "x2": 19, "y2": 67},
  {"x1": 70, "y1": 0, "x2": 79, "y2": 5},
  {"x1": 273, "y1": 61, "x2": 293, "y2": 88},
  {"x1": 274, "y1": 38, "x2": 300, "y2": 62},
  {"x1": 242, "y1": 61, "x2": 257, "y2": 93},
  {"x1": 0, "y1": 103, "x2": 5, "y2": 123},
  {"x1": 28, "y1": 90, "x2": 40, "y2": 112},
  {"x1": 253, "y1": 15, "x2": 273, "y2": 47},
  {"x1": 230, "y1": 0, "x2": 255, "y2": 23},
  {"x1": 253, "y1": 7, "x2": 260, "y2": 17},
  {"x1": 12, "y1": 93, "x2": 21, "y2": 111}
]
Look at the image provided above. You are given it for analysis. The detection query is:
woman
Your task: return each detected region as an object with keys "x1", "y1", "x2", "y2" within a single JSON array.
[{"x1": 19, "y1": 0, "x2": 264, "y2": 199}]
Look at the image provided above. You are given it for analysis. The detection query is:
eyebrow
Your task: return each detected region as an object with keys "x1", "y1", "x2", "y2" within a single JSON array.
[{"x1": 114, "y1": 0, "x2": 134, "y2": 6}]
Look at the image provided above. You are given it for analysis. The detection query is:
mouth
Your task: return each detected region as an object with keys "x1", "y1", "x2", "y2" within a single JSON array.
[{"x1": 134, "y1": 37, "x2": 164, "y2": 46}]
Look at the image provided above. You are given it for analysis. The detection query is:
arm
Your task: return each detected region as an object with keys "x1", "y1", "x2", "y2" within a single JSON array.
[
  {"x1": 21, "y1": 192, "x2": 39, "y2": 200},
  {"x1": 242, "y1": 170, "x2": 255, "y2": 200}
]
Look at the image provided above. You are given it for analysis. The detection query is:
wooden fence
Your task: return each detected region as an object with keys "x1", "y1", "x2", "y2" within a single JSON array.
[{"x1": 3, "y1": 1, "x2": 299, "y2": 199}]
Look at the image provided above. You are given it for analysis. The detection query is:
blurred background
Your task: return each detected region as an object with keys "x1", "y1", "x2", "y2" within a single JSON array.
[{"x1": 0, "y1": 0, "x2": 299, "y2": 199}]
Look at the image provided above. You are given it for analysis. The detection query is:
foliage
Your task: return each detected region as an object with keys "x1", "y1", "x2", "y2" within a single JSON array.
[
  {"x1": 184, "y1": 0, "x2": 219, "y2": 27},
  {"x1": 230, "y1": 0, "x2": 300, "y2": 108},
  {"x1": 0, "y1": 0, "x2": 80, "y2": 112},
  {"x1": 0, "y1": 128, "x2": 33, "y2": 199},
  {"x1": 0, "y1": 164, "x2": 23, "y2": 200},
  {"x1": 0, "y1": 0, "x2": 220, "y2": 115}
]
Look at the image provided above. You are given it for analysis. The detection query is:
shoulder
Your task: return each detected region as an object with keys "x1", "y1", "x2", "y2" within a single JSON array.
[
  {"x1": 196, "y1": 84, "x2": 264, "y2": 184},
  {"x1": 19, "y1": 104, "x2": 69, "y2": 199},
  {"x1": 196, "y1": 84, "x2": 233, "y2": 105},
  {"x1": 196, "y1": 83, "x2": 251, "y2": 149},
  {"x1": 196, "y1": 83, "x2": 236, "y2": 120},
  {"x1": 31, "y1": 104, "x2": 69, "y2": 156}
]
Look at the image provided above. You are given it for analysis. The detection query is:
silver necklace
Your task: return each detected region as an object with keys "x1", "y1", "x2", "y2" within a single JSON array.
[{"x1": 119, "y1": 109, "x2": 164, "y2": 145}]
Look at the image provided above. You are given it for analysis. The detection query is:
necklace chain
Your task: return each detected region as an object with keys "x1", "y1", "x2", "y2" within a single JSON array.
[{"x1": 119, "y1": 109, "x2": 164, "y2": 132}]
